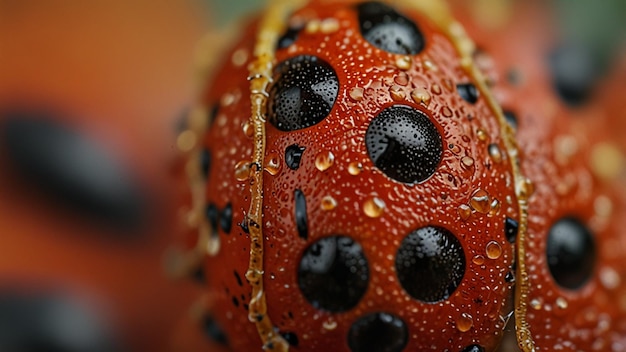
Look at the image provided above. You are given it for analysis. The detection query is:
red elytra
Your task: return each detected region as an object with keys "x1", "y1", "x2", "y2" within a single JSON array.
[{"x1": 175, "y1": 1, "x2": 626, "y2": 351}]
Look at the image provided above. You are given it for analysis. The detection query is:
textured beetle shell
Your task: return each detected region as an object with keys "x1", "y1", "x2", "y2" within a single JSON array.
[{"x1": 175, "y1": 0, "x2": 626, "y2": 351}]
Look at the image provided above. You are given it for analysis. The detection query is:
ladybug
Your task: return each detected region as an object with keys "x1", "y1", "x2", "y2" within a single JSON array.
[{"x1": 174, "y1": 0, "x2": 626, "y2": 351}]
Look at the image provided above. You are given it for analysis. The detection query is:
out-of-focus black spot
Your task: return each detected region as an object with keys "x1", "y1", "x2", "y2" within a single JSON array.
[
  {"x1": 280, "y1": 332, "x2": 299, "y2": 347},
  {"x1": 220, "y1": 203, "x2": 233, "y2": 234},
  {"x1": 0, "y1": 289, "x2": 122, "y2": 352},
  {"x1": 201, "y1": 149, "x2": 211, "y2": 178},
  {"x1": 547, "y1": 217, "x2": 596, "y2": 290},
  {"x1": 205, "y1": 204, "x2": 219, "y2": 234},
  {"x1": 503, "y1": 110, "x2": 518, "y2": 131},
  {"x1": 549, "y1": 44, "x2": 599, "y2": 106},
  {"x1": 202, "y1": 315, "x2": 228, "y2": 346},
  {"x1": 209, "y1": 104, "x2": 219, "y2": 126},
  {"x1": 0, "y1": 110, "x2": 147, "y2": 233},
  {"x1": 191, "y1": 266, "x2": 206, "y2": 284},
  {"x1": 277, "y1": 24, "x2": 304, "y2": 49}
]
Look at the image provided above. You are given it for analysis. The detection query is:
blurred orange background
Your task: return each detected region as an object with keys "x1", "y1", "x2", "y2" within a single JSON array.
[{"x1": 0, "y1": 1, "x2": 211, "y2": 351}]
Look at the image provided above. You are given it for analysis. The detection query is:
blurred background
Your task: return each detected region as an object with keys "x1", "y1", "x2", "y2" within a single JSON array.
[{"x1": 0, "y1": 0, "x2": 624, "y2": 352}]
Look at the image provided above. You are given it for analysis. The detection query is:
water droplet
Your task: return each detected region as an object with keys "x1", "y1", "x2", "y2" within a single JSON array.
[
  {"x1": 323, "y1": 320, "x2": 338, "y2": 330},
  {"x1": 486, "y1": 241, "x2": 502, "y2": 259},
  {"x1": 456, "y1": 313, "x2": 473, "y2": 332},
  {"x1": 556, "y1": 297, "x2": 568, "y2": 310},
  {"x1": 348, "y1": 162, "x2": 363, "y2": 175},
  {"x1": 461, "y1": 156, "x2": 474, "y2": 168},
  {"x1": 315, "y1": 151, "x2": 335, "y2": 171},
  {"x1": 394, "y1": 72, "x2": 409, "y2": 86},
  {"x1": 489, "y1": 199, "x2": 501, "y2": 216},
  {"x1": 441, "y1": 106, "x2": 453, "y2": 118},
  {"x1": 423, "y1": 59, "x2": 437, "y2": 71},
  {"x1": 264, "y1": 153, "x2": 281, "y2": 175},
  {"x1": 389, "y1": 85, "x2": 406, "y2": 101},
  {"x1": 470, "y1": 189, "x2": 490, "y2": 213},
  {"x1": 449, "y1": 143, "x2": 461, "y2": 155},
  {"x1": 530, "y1": 298, "x2": 543, "y2": 310},
  {"x1": 395, "y1": 56, "x2": 412, "y2": 70},
  {"x1": 350, "y1": 87, "x2": 365, "y2": 101},
  {"x1": 411, "y1": 88, "x2": 431, "y2": 106},
  {"x1": 243, "y1": 121, "x2": 254, "y2": 138},
  {"x1": 431, "y1": 84, "x2": 442, "y2": 95},
  {"x1": 458, "y1": 204, "x2": 472, "y2": 221},
  {"x1": 600, "y1": 267, "x2": 620, "y2": 290},
  {"x1": 320, "y1": 18, "x2": 340, "y2": 33},
  {"x1": 591, "y1": 142, "x2": 624, "y2": 180},
  {"x1": 305, "y1": 19, "x2": 321, "y2": 33},
  {"x1": 594, "y1": 196, "x2": 613, "y2": 218},
  {"x1": 321, "y1": 196, "x2": 337, "y2": 211},
  {"x1": 476, "y1": 129, "x2": 488, "y2": 141},
  {"x1": 231, "y1": 48, "x2": 248, "y2": 67},
  {"x1": 235, "y1": 160, "x2": 252, "y2": 181},
  {"x1": 363, "y1": 197, "x2": 385, "y2": 218},
  {"x1": 488, "y1": 143, "x2": 502, "y2": 163},
  {"x1": 472, "y1": 255, "x2": 485, "y2": 265}
]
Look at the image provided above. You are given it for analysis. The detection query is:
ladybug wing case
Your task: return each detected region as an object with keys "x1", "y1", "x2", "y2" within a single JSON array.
[{"x1": 174, "y1": 0, "x2": 626, "y2": 351}]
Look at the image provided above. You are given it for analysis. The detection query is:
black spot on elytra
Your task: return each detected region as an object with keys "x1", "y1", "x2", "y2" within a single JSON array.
[
  {"x1": 239, "y1": 219, "x2": 250, "y2": 233},
  {"x1": 505, "y1": 271, "x2": 515, "y2": 283},
  {"x1": 505, "y1": 217, "x2": 519, "y2": 243},
  {"x1": 347, "y1": 312, "x2": 408, "y2": 352},
  {"x1": 268, "y1": 55, "x2": 339, "y2": 131},
  {"x1": 234, "y1": 271, "x2": 243, "y2": 287},
  {"x1": 547, "y1": 217, "x2": 596, "y2": 290},
  {"x1": 231, "y1": 296, "x2": 239, "y2": 307},
  {"x1": 285, "y1": 144, "x2": 306, "y2": 170},
  {"x1": 396, "y1": 226, "x2": 465, "y2": 303},
  {"x1": 357, "y1": 1, "x2": 424, "y2": 55},
  {"x1": 294, "y1": 189, "x2": 308, "y2": 240},
  {"x1": 457, "y1": 83, "x2": 480, "y2": 104},
  {"x1": 298, "y1": 236, "x2": 369, "y2": 312},
  {"x1": 366, "y1": 105, "x2": 442, "y2": 184},
  {"x1": 0, "y1": 110, "x2": 147, "y2": 233},
  {"x1": 462, "y1": 345, "x2": 486, "y2": 352}
]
